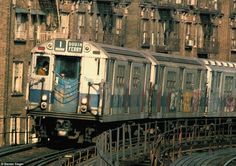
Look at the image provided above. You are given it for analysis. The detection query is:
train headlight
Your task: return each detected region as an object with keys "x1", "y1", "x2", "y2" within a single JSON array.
[
  {"x1": 81, "y1": 97, "x2": 87, "y2": 105},
  {"x1": 91, "y1": 110, "x2": 98, "y2": 116},
  {"x1": 40, "y1": 102, "x2": 47, "y2": 110},
  {"x1": 41, "y1": 94, "x2": 48, "y2": 101},
  {"x1": 58, "y1": 130, "x2": 67, "y2": 136}
]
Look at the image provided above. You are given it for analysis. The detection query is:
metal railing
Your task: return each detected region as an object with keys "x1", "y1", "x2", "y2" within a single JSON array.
[{"x1": 72, "y1": 118, "x2": 236, "y2": 166}]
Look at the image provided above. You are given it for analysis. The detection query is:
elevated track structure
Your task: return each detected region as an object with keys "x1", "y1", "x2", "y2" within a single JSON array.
[{"x1": 1, "y1": 117, "x2": 236, "y2": 166}]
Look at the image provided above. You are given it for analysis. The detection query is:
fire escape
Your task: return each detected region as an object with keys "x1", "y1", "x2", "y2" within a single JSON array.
[
  {"x1": 195, "y1": 0, "x2": 222, "y2": 58},
  {"x1": 156, "y1": 1, "x2": 181, "y2": 53},
  {"x1": 38, "y1": 0, "x2": 62, "y2": 42}
]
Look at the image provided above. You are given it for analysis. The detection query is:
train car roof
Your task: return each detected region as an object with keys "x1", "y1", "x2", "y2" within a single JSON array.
[
  {"x1": 95, "y1": 42, "x2": 150, "y2": 63},
  {"x1": 200, "y1": 59, "x2": 236, "y2": 67},
  {"x1": 150, "y1": 52, "x2": 204, "y2": 67},
  {"x1": 198, "y1": 59, "x2": 236, "y2": 72}
]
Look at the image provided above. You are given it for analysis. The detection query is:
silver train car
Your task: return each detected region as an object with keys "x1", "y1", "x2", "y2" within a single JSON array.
[{"x1": 26, "y1": 39, "x2": 236, "y2": 142}]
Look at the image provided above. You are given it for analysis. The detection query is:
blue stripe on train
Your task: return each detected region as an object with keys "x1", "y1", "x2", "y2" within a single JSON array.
[
  {"x1": 29, "y1": 89, "x2": 99, "y2": 107},
  {"x1": 29, "y1": 89, "x2": 54, "y2": 103},
  {"x1": 79, "y1": 94, "x2": 99, "y2": 108}
]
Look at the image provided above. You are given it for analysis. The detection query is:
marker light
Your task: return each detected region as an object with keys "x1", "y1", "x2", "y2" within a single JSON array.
[
  {"x1": 37, "y1": 46, "x2": 45, "y2": 51},
  {"x1": 40, "y1": 102, "x2": 47, "y2": 110},
  {"x1": 91, "y1": 110, "x2": 98, "y2": 116}
]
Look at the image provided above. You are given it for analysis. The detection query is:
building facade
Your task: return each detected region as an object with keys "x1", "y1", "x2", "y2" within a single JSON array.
[{"x1": 0, "y1": 0, "x2": 236, "y2": 145}]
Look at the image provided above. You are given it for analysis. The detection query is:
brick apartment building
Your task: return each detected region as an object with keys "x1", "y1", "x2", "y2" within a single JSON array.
[{"x1": 0, "y1": 0, "x2": 236, "y2": 146}]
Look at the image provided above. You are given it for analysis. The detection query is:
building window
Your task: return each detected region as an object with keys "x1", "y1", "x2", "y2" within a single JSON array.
[
  {"x1": 15, "y1": 13, "x2": 27, "y2": 40},
  {"x1": 12, "y1": 61, "x2": 24, "y2": 95},
  {"x1": 234, "y1": 0, "x2": 236, "y2": 10},
  {"x1": 60, "y1": 13, "x2": 69, "y2": 37},
  {"x1": 187, "y1": 0, "x2": 196, "y2": 6},
  {"x1": 141, "y1": 19, "x2": 150, "y2": 46},
  {"x1": 36, "y1": 15, "x2": 46, "y2": 42},
  {"x1": 29, "y1": 15, "x2": 37, "y2": 39},
  {"x1": 95, "y1": 17, "x2": 99, "y2": 41},
  {"x1": 89, "y1": 15, "x2": 93, "y2": 28},
  {"x1": 198, "y1": 25, "x2": 204, "y2": 48},
  {"x1": 176, "y1": 0, "x2": 182, "y2": 4},
  {"x1": 151, "y1": 32, "x2": 155, "y2": 46},
  {"x1": 185, "y1": 23, "x2": 191, "y2": 39},
  {"x1": 77, "y1": 13, "x2": 85, "y2": 39},
  {"x1": 115, "y1": 17, "x2": 122, "y2": 35},
  {"x1": 213, "y1": 0, "x2": 218, "y2": 10},
  {"x1": 231, "y1": 29, "x2": 236, "y2": 49},
  {"x1": 9, "y1": 115, "x2": 21, "y2": 145},
  {"x1": 157, "y1": 21, "x2": 168, "y2": 46}
]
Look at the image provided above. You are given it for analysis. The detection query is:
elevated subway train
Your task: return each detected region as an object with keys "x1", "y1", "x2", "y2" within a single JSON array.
[{"x1": 26, "y1": 39, "x2": 236, "y2": 142}]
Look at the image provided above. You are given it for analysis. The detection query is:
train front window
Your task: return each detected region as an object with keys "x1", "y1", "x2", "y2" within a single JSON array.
[
  {"x1": 36, "y1": 57, "x2": 50, "y2": 76},
  {"x1": 56, "y1": 57, "x2": 78, "y2": 79}
]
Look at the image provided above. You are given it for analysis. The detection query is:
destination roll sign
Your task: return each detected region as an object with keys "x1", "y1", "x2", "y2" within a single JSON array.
[
  {"x1": 67, "y1": 41, "x2": 83, "y2": 53},
  {"x1": 54, "y1": 40, "x2": 83, "y2": 53}
]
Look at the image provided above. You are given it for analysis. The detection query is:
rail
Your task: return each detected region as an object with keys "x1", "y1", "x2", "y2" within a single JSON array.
[
  {"x1": 224, "y1": 155, "x2": 236, "y2": 166},
  {"x1": 0, "y1": 143, "x2": 38, "y2": 157},
  {"x1": 23, "y1": 148, "x2": 75, "y2": 166}
]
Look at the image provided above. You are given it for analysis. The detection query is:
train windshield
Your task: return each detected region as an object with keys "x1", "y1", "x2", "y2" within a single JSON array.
[
  {"x1": 55, "y1": 56, "x2": 79, "y2": 79},
  {"x1": 54, "y1": 56, "x2": 80, "y2": 113},
  {"x1": 36, "y1": 56, "x2": 50, "y2": 76}
]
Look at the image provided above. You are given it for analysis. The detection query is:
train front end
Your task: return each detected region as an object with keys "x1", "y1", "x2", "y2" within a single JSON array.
[{"x1": 26, "y1": 39, "x2": 106, "y2": 142}]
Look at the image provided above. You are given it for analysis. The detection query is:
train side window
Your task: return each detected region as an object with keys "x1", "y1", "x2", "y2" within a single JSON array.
[
  {"x1": 117, "y1": 65, "x2": 125, "y2": 87},
  {"x1": 224, "y1": 76, "x2": 233, "y2": 95},
  {"x1": 166, "y1": 71, "x2": 176, "y2": 90},
  {"x1": 36, "y1": 57, "x2": 49, "y2": 76},
  {"x1": 186, "y1": 72, "x2": 193, "y2": 90},
  {"x1": 216, "y1": 72, "x2": 221, "y2": 89},
  {"x1": 58, "y1": 57, "x2": 78, "y2": 79},
  {"x1": 133, "y1": 66, "x2": 141, "y2": 88},
  {"x1": 155, "y1": 65, "x2": 158, "y2": 84},
  {"x1": 196, "y1": 70, "x2": 201, "y2": 89}
]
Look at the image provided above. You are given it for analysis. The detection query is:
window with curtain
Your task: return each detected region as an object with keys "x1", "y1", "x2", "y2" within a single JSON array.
[
  {"x1": 12, "y1": 61, "x2": 23, "y2": 95},
  {"x1": 15, "y1": 13, "x2": 27, "y2": 40}
]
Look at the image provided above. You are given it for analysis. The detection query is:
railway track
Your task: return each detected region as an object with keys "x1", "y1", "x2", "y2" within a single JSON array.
[
  {"x1": 224, "y1": 156, "x2": 236, "y2": 166},
  {"x1": 0, "y1": 143, "x2": 38, "y2": 157},
  {"x1": 171, "y1": 148, "x2": 236, "y2": 166},
  {"x1": 0, "y1": 144, "x2": 79, "y2": 166}
]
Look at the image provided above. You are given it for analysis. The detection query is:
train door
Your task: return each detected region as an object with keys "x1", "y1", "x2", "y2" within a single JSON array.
[
  {"x1": 29, "y1": 55, "x2": 53, "y2": 106},
  {"x1": 157, "y1": 65, "x2": 165, "y2": 113},
  {"x1": 53, "y1": 56, "x2": 81, "y2": 113},
  {"x1": 111, "y1": 62, "x2": 127, "y2": 114},
  {"x1": 209, "y1": 71, "x2": 222, "y2": 112},
  {"x1": 199, "y1": 70, "x2": 207, "y2": 113},
  {"x1": 130, "y1": 63, "x2": 145, "y2": 113},
  {"x1": 104, "y1": 59, "x2": 115, "y2": 115}
]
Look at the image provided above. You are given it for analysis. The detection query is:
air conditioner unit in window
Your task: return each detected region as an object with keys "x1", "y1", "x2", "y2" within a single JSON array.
[{"x1": 186, "y1": 39, "x2": 194, "y2": 47}]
